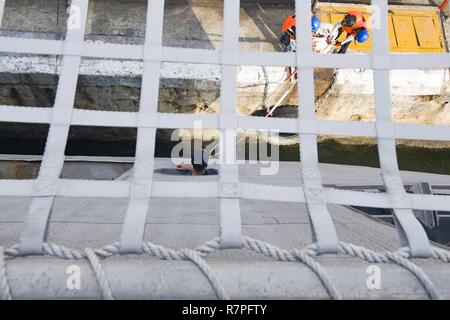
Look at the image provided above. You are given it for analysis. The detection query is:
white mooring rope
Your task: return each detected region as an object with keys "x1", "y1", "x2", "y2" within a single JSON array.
[
  {"x1": 84, "y1": 248, "x2": 114, "y2": 300},
  {"x1": 3, "y1": 238, "x2": 449, "y2": 300}
]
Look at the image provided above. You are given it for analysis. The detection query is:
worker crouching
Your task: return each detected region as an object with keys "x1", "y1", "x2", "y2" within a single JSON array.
[
  {"x1": 280, "y1": 14, "x2": 321, "y2": 52},
  {"x1": 327, "y1": 11, "x2": 370, "y2": 54}
]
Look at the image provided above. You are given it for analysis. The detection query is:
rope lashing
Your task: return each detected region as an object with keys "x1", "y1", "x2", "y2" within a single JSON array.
[{"x1": 84, "y1": 248, "x2": 114, "y2": 300}]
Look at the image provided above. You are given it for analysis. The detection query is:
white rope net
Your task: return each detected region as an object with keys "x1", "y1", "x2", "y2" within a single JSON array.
[{"x1": 0, "y1": 0, "x2": 449, "y2": 300}]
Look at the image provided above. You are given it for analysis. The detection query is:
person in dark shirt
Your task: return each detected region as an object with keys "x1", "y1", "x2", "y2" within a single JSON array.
[{"x1": 176, "y1": 149, "x2": 209, "y2": 176}]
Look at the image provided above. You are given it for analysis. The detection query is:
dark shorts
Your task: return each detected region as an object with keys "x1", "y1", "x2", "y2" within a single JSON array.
[{"x1": 280, "y1": 33, "x2": 292, "y2": 52}]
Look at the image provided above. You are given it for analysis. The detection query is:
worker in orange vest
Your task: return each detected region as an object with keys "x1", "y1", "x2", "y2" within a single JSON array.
[
  {"x1": 327, "y1": 11, "x2": 369, "y2": 54},
  {"x1": 280, "y1": 14, "x2": 321, "y2": 52}
]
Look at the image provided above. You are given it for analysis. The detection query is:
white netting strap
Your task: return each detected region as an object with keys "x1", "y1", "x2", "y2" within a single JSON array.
[
  {"x1": 371, "y1": 0, "x2": 432, "y2": 257},
  {"x1": 295, "y1": 0, "x2": 339, "y2": 254},
  {"x1": 84, "y1": 248, "x2": 114, "y2": 300},
  {"x1": 180, "y1": 249, "x2": 230, "y2": 300},
  {"x1": 0, "y1": 247, "x2": 12, "y2": 300},
  {"x1": 218, "y1": 0, "x2": 242, "y2": 249},
  {"x1": 0, "y1": 0, "x2": 4, "y2": 27},
  {"x1": 2, "y1": 106, "x2": 450, "y2": 143},
  {"x1": 119, "y1": 0, "x2": 165, "y2": 253},
  {"x1": 18, "y1": 0, "x2": 89, "y2": 255}
]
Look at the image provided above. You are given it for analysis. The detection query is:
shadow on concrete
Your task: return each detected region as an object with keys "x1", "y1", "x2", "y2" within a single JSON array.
[
  {"x1": 240, "y1": 1, "x2": 292, "y2": 51},
  {"x1": 163, "y1": 0, "x2": 219, "y2": 50},
  {"x1": 86, "y1": 0, "x2": 147, "y2": 44}
]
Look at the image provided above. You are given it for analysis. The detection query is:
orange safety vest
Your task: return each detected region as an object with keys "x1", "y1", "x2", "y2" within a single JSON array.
[
  {"x1": 282, "y1": 14, "x2": 296, "y2": 38},
  {"x1": 342, "y1": 11, "x2": 367, "y2": 36}
]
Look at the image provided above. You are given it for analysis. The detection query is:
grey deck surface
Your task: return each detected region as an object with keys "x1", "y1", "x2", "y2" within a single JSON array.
[
  {"x1": 1, "y1": 158, "x2": 449, "y2": 251},
  {"x1": 1, "y1": 159, "x2": 450, "y2": 299}
]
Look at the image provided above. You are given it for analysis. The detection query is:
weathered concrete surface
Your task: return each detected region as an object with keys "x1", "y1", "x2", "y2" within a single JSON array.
[
  {"x1": 316, "y1": 69, "x2": 450, "y2": 125},
  {"x1": 0, "y1": 0, "x2": 443, "y2": 47},
  {"x1": 0, "y1": 0, "x2": 332, "y2": 120},
  {"x1": 0, "y1": 0, "x2": 448, "y2": 142}
]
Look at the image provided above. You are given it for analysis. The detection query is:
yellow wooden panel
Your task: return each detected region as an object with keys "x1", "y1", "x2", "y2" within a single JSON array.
[
  {"x1": 318, "y1": 12, "x2": 331, "y2": 24},
  {"x1": 392, "y1": 15, "x2": 419, "y2": 49},
  {"x1": 316, "y1": 5, "x2": 445, "y2": 53},
  {"x1": 388, "y1": 15, "x2": 398, "y2": 49},
  {"x1": 413, "y1": 17, "x2": 441, "y2": 48},
  {"x1": 329, "y1": 13, "x2": 345, "y2": 25}
]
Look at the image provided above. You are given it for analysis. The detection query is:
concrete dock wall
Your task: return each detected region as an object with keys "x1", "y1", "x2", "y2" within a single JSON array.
[{"x1": 0, "y1": 0, "x2": 448, "y2": 142}]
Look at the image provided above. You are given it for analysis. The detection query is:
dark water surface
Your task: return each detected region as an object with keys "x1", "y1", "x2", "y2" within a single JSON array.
[{"x1": 1, "y1": 135, "x2": 449, "y2": 175}]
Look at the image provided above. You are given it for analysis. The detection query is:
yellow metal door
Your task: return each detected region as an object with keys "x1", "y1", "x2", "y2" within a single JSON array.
[
  {"x1": 316, "y1": 5, "x2": 445, "y2": 53},
  {"x1": 388, "y1": 15, "x2": 398, "y2": 49},
  {"x1": 413, "y1": 16, "x2": 441, "y2": 49},
  {"x1": 392, "y1": 15, "x2": 418, "y2": 50}
]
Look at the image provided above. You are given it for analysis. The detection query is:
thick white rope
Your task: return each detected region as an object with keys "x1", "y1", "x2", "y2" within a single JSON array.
[
  {"x1": 396, "y1": 246, "x2": 450, "y2": 262},
  {"x1": 6, "y1": 239, "x2": 449, "y2": 264},
  {"x1": 292, "y1": 249, "x2": 342, "y2": 300},
  {"x1": 141, "y1": 243, "x2": 230, "y2": 299},
  {"x1": 0, "y1": 247, "x2": 12, "y2": 300},
  {"x1": 180, "y1": 249, "x2": 230, "y2": 300},
  {"x1": 4, "y1": 238, "x2": 449, "y2": 300},
  {"x1": 84, "y1": 248, "x2": 114, "y2": 300},
  {"x1": 384, "y1": 251, "x2": 440, "y2": 300},
  {"x1": 338, "y1": 242, "x2": 441, "y2": 299},
  {"x1": 141, "y1": 241, "x2": 184, "y2": 260},
  {"x1": 238, "y1": 237, "x2": 341, "y2": 299}
]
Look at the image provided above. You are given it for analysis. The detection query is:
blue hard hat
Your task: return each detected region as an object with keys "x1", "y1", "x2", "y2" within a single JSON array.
[
  {"x1": 311, "y1": 16, "x2": 321, "y2": 32},
  {"x1": 355, "y1": 29, "x2": 369, "y2": 43}
]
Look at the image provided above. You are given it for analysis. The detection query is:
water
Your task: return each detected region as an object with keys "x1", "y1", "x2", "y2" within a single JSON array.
[{"x1": 1, "y1": 135, "x2": 449, "y2": 175}]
